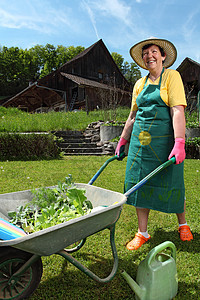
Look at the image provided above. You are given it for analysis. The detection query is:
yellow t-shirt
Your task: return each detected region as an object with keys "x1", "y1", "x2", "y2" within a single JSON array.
[{"x1": 131, "y1": 69, "x2": 187, "y2": 111}]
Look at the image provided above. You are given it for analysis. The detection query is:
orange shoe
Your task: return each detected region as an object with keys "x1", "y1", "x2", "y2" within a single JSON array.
[
  {"x1": 178, "y1": 225, "x2": 193, "y2": 241},
  {"x1": 126, "y1": 233, "x2": 151, "y2": 250}
]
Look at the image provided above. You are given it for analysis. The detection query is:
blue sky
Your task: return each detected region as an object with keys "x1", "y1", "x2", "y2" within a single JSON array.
[{"x1": 0, "y1": 0, "x2": 200, "y2": 76}]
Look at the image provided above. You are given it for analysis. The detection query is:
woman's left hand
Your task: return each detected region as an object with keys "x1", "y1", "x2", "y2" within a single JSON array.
[{"x1": 168, "y1": 138, "x2": 186, "y2": 164}]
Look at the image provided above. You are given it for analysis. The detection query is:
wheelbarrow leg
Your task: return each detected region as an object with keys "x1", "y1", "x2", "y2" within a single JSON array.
[{"x1": 58, "y1": 225, "x2": 118, "y2": 283}]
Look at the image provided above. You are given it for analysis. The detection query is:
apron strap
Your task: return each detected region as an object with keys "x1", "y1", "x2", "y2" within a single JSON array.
[
  {"x1": 144, "y1": 68, "x2": 165, "y2": 88},
  {"x1": 158, "y1": 68, "x2": 165, "y2": 88}
]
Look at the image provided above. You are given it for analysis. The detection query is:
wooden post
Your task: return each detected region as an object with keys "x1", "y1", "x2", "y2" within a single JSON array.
[
  {"x1": 198, "y1": 91, "x2": 200, "y2": 127},
  {"x1": 86, "y1": 94, "x2": 89, "y2": 115}
]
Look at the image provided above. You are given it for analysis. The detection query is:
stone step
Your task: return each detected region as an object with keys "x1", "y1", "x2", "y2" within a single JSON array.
[
  {"x1": 59, "y1": 142, "x2": 99, "y2": 148},
  {"x1": 53, "y1": 126, "x2": 116, "y2": 156},
  {"x1": 58, "y1": 138, "x2": 91, "y2": 143},
  {"x1": 52, "y1": 130, "x2": 83, "y2": 137},
  {"x1": 54, "y1": 129, "x2": 105, "y2": 155},
  {"x1": 61, "y1": 147, "x2": 103, "y2": 154},
  {"x1": 62, "y1": 152, "x2": 104, "y2": 156}
]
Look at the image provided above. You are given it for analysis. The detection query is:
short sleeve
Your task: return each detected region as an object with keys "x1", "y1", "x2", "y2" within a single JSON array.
[
  {"x1": 167, "y1": 70, "x2": 187, "y2": 107},
  {"x1": 131, "y1": 77, "x2": 146, "y2": 111}
]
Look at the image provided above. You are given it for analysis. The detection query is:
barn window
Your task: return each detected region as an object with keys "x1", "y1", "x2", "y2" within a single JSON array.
[{"x1": 98, "y1": 72, "x2": 103, "y2": 79}]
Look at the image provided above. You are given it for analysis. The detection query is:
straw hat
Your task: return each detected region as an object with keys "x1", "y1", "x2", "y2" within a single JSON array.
[{"x1": 130, "y1": 37, "x2": 177, "y2": 70}]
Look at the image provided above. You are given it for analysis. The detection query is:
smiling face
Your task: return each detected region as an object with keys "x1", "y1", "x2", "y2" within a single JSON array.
[{"x1": 142, "y1": 44, "x2": 166, "y2": 72}]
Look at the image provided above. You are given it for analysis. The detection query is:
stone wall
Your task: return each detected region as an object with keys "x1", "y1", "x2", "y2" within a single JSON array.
[
  {"x1": 84, "y1": 122, "x2": 200, "y2": 158},
  {"x1": 83, "y1": 121, "x2": 125, "y2": 155},
  {"x1": 83, "y1": 121, "x2": 131, "y2": 155}
]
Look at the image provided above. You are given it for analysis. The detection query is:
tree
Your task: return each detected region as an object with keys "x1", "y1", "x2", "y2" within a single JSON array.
[
  {"x1": 0, "y1": 46, "x2": 33, "y2": 95},
  {"x1": 39, "y1": 44, "x2": 58, "y2": 77},
  {"x1": 56, "y1": 45, "x2": 85, "y2": 68},
  {"x1": 111, "y1": 52, "x2": 124, "y2": 70},
  {"x1": 123, "y1": 62, "x2": 141, "y2": 86},
  {"x1": 29, "y1": 44, "x2": 85, "y2": 78},
  {"x1": 111, "y1": 52, "x2": 141, "y2": 87},
  {"x1": 0, "y1": 44, "x2": 85, "y2": 97}
]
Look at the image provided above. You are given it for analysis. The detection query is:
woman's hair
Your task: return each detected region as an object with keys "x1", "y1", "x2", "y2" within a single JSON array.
[{"x1": 142, "y1": 43, "x2": 166, "y2": 57}]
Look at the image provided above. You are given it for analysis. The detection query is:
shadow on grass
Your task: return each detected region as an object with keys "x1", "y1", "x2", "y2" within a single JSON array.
[
  {"x1": 29, "y1": 252, "x2": 133, "y2": 300},
  {"x1": 149, "y1": 228, "x2": 200, "y2": 253},
  {"x1": 28, "y1": 243, "x2": 200, "y2": 300},
  {"x1": 28, "y1": 227, "x2": 199, "y2": 300},
  {"x1": 29, "y1": 249, "x2": 200, "y2": 300},
  {"x1": 176, "y1": 281, "x2": 200, "y2": 299}
]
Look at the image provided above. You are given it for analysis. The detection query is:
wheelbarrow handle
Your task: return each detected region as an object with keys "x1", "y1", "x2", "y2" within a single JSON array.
[
  {"x1": 88, "y1": 153, "x2": 125, "y2": 185},
  {"x1": 124, "y1": 157, "x2": 176, "y2": 197}
]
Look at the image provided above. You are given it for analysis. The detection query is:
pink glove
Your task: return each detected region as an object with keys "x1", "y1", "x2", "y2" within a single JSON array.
[
  {"x1": 115, "y1": 138, "x2": 127, "y2": 160},
  {"x1": 168, "y1": 138, "x2": 186, "y2": 164}
]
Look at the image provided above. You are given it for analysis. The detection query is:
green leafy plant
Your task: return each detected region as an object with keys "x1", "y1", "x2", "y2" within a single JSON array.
[
  {"x1": 185, "y1": 111, "x2": 199, "y2": 128},
  {"x1": 8, "y1": 175, "x2": 93, "y2": 233},
  {"x1": 102, "y1": 121, "x2": 125, "y2": 127},
  {"x1": 185, "y1": 137, "x2": 200, "y2": 147},
  {"x1": 186, "y1": 120, "x2": 199, "y2": 128}
]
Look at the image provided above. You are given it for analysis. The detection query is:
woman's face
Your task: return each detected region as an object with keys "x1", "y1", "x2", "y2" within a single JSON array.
[{"x1": 142, "y1": 45, "x2": 166, "y2": 72}]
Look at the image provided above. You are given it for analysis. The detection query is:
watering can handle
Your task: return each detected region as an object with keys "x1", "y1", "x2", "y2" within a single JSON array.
[{"x1": 148, "y1": 241, "x2": 176, "y2": 267}]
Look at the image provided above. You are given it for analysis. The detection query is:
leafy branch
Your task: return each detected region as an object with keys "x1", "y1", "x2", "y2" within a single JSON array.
[{"x1": 8, "y1": 175, "x2": 93, "y2": 233}]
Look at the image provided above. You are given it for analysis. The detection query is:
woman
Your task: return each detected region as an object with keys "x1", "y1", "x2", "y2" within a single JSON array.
[{"x1": 115, "y1": 37, "x2": 193, "y2": 250}]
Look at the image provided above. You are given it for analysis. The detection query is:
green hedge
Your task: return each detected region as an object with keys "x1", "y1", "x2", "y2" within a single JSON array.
[
  {"x1": 185, "y1": 137, "x2": 200, "y2": 159},
  {"x1": 0, "y1": 133, "x2": 61, "y2": 160}
]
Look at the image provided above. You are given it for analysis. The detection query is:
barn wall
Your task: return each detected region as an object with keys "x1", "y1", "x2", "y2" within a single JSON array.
[{"x1": 179, "y1": 62, "x2": 200, "y2": 87}]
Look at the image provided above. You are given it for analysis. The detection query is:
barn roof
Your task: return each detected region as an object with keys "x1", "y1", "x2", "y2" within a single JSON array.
[
  {"x1": 3, "y1": 83, "x2": 64, "y2": 110},
  {"x1": 39, "y1": 39, "x2": 131, "y2": 88},
  {"x1": 59, "y1": 40, "x2": 100, "y2": 67},
  {"x1": 60, "y1": 72, "x2": 131, "y2": 94},
  {"x1": 177, "y1": 57, "x2": 200, "y2": 72}
]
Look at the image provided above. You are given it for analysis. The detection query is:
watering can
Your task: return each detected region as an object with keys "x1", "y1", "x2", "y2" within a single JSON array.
[{"x1": 122, "y1": 241, "x2": 178, "y2": 300}]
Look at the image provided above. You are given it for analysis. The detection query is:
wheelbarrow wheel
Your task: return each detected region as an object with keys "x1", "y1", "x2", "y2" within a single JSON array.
[{"x1": 0, "y1": 247, "x2": 43, "y2": 300}]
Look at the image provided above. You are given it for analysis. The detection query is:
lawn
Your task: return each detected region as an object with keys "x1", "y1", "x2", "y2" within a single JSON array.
[
  {"x1": 0, "y1": 107, "x2": 199, "y2": 132},
  {"x1": 0, "y1": 156, "x2": 199, "y2": 299}
]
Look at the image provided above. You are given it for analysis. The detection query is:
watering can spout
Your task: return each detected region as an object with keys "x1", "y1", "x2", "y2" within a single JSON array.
[{"x1": 122, "y1": 271, "x2": 146, "y2": 300}]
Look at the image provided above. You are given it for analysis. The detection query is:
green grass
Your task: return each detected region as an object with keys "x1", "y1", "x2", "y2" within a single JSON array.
[
  {"x1": 0, "y1": 157, "x2": 199, "y2": 299},
  {"x1": 0, "y1": 107, "x2": 130, "y2": 132},
  {"x1": 0, "y1": 107, "x2": 199, "y2": 132}
]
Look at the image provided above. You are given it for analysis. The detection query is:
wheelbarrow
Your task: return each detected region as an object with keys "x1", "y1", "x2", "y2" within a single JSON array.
[{"x1": 0, "y1": 156, "x2": 176, "y2": 299}]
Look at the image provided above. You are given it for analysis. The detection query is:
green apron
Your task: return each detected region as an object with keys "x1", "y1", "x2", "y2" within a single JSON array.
[{"x1": 124, "y1": 68, "x2": 185, "y2": 213}]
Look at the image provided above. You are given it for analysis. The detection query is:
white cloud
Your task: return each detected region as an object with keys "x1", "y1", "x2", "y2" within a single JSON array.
[
  {"x1": 0, "y1": 2, "x2": 75, "y2": 35},
  {"x1": 82, "y1": 0, "x2": 149, "y2": 50},
  {"x1": 81, "y1": 0, "x2": 100, "y2": 40},
  {"x1": 90, "y1": 0, "x2": 132, "y2": 27},
  {"x1": 182, "y1": 10, "x2": 199, "y2": 42}
]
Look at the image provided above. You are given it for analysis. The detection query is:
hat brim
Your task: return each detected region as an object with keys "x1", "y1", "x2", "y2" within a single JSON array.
[{"x1": 130, "y1": 38, "x2": 177, "y2": 70}]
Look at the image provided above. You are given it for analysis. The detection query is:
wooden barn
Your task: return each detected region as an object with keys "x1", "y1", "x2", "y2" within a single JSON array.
[
  {"x1": 177, "y1": 57, "x2": 200, "y2": 112},
  {"x1": 3, "y1": 40, "x2": 132, "y2": 113}
]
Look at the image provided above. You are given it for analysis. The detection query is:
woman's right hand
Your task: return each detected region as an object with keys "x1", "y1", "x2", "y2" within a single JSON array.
[{"x1": 115, "y1": 138, "x2": 127, "y2": 160}]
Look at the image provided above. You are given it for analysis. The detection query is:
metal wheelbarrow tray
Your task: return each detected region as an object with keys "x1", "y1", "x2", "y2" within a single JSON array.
[
  {"x1": 0, "y1": 183, "x2": 126, "y2": 299},
  {"x1": 0, "y1": 184, "x2": 126, "y2": 257},
  {"x1": 0, "y1": 156, "x2": 175, "y2": 299}
]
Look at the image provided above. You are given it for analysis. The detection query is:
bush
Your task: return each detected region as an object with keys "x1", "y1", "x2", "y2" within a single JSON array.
[
  {"x1": 185, "y1": 137, "x2": 200, "y2": 159},
  {"x1": 185, "y1": 111, "x2": 199, "y2": 128},
  {"x1": 185, "y1": 137, "x2": 200, "y2": 147},
  {"x1": 0, "y1": 133, "x2": 61, "y2": 160}
]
